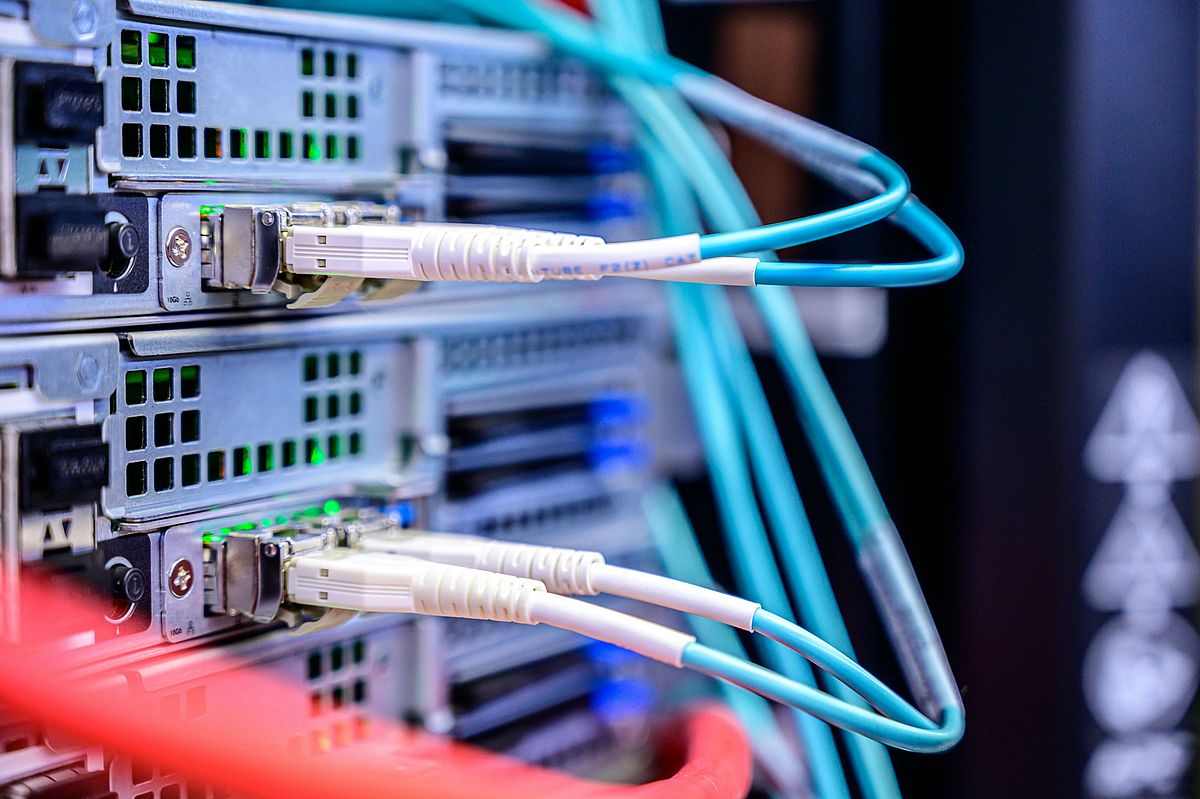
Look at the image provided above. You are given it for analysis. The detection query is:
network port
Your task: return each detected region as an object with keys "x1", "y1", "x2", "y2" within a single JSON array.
[
  {"x1": 202, "y1": 526, "x2": 335, "y2": 623},
  {"x1": 201, "y1": 201, "x2": 407, "y2": 308}
]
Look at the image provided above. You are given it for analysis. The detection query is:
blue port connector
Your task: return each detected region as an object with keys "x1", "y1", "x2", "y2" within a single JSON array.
[
  {"x1": 382, "y1": 500, "x2": 416, "y2": 527},
  {"x1": 588, "y1": 642, "x2": 657, "y2": 722},
  {"x1": 586, "y1": 192, "x2": 639, "y2": 223},
  {"x1": 588, "y1": 393, "x2": 648, "y2": 473},
  {"x1": 588, "y1": 441, "x2": 648, "y2": 472},
  {"x1": 586, "y1": 142, "x2": 639, "y2": 174},
  {"x1": 591, "y1": 678, "x2": 657, "y2": 723},
  {"x1": 588, "y1": 392, "x2": 646, "y2": 427}
]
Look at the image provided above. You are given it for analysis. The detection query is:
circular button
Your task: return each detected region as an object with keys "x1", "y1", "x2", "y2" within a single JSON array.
[
  {"x1": 110, "y1": 222, "x2": 140, "y2": 259},
  {"x1": 102, "y1": 222, "x2": 139, "y2": 279},
  {"x1": 110, "y1": 563, "x2": 146, "y2": 603}
]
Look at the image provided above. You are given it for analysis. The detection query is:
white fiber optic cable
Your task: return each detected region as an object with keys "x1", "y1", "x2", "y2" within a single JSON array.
[
  {"x1": 285, "y1": 545, "x2": 953, "y2": 751},
  {"x1": 357, "y1": 531, "x2": 761, "y2": 628},
  {"x1": 355, "y1": 532, "x2": 932, "y2": 730},
  {"x1": 283, "y1": 222, "x2": 706, "y2": 284},
  {"x1": 286, "y1": 549, "x2": 695, "y2": 666}
]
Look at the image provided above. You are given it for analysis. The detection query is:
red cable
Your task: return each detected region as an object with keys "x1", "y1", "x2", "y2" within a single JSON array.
[{"x1": 0, "y1": 576, "x2": 751, "y2": 799}]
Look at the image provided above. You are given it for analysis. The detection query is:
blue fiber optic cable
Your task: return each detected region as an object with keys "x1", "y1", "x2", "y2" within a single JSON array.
[
  {"x1": 682, "y1": 286, "x2": 902, "y2": 799},
  {"x1": 680, "y1": 644, "x2": 963, "y2": 753},
  {"x1": 284, "y1": 0, "x2": 947, "y2": 277},
  {"x1": 597, "y1": 2, "x2": 911, "y2": 796},
  {"x1": 752, "y1": 287, "x2": 965, "y2": 723},
  {"x1": 637, "y1": 102, "x2": 852, "y2": 799},
  {"x1": 584, "y1": 7, "x2": 966, "y2": 743},
  {"x1": 642, "y1": 485, "x2": 808, "y2": 797},
  {"x1": 312, "y1": 0, "x2": 963, "y2": 777},
  {"x1": 630, "y1": 120, "x2": 802, "y2": 787},
  {"x1": 752, "y1": 199, "x2": 964, "y2": 287},
  {"x1": 630, "y1": 78, "x2": 849, "y2": 797},
  {"x1": 603, "y1": 19, "x2": 906, "y2": 799},
  {"x1": 697, "y1": 152, "x2": 910, "y2": 258},
  {"x1": 665, "y1": 281, "x2": 851, "y2": 799}
]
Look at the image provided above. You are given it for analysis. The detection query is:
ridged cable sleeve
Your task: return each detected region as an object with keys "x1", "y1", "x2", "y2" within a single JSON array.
[
  {"x1": 287, "y1": 549, "x2": 694, "y2": 666},
  {"x1": 361, "y1": 534, "x2": 761, "y2": 628},
  {"x1": 286, "y1": 224, "x2": 603, "y2": 283},
  {"x1": 359, "y1": 533, "x2": 604, "y2": 596}
]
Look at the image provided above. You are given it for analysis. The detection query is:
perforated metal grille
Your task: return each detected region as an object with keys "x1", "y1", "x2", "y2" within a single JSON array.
[
  {"x1": 106, "y1": 343, "x2": 401, "y2": 519},
  {"x1": 103, "y1": 23, "x2": 399, "y2": 179},
  {"x1": 441, "y1": 318, "x2": 642, "y2": 375},
  {"x1": 439, "y1": 58, "x2": 602, "y2": 104}
]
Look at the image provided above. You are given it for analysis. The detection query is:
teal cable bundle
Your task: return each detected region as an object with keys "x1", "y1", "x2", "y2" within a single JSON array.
[
  {"x1": 681, "y1": 645, "x2": 962, "y2": 753},
  {"x1": 263, "y1": 0, "x2": 967, "y2": 791},
  {"x1": 664, "y1": 281, "x2": 851, "y2": 799},
  {"x1": 587, "y1": 0, "x2": 935, "y2": 795},
  {"x1": 641, "y1": 485, "x2": 809, "y2": 796},
  {"x1": 631, "y1": 119, "x2": 811, "y2": 796}
]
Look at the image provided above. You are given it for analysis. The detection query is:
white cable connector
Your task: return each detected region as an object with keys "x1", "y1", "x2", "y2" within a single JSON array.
[
  {"x1": 359, "y1": 532, "x2": 761, "y2": 631},
  {"x1": 286, "y1": 548, "x2": 694, "y2": 666},
  {"x1": 284, "y1": 223, "x2": 707, "y2": 284},
  {"x1": 286, "y1": 549, "x2": 545, "y2": 622}
]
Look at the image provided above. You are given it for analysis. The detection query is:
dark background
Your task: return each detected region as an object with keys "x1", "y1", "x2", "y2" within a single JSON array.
[{"x1": 664, "y1": 2, "x2": 1198, "y2": 797}]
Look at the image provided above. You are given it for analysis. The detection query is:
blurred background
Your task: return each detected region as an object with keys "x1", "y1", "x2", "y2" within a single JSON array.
[{"x1": 661, "y1": 2, "x2": 1198, "y2": 797}]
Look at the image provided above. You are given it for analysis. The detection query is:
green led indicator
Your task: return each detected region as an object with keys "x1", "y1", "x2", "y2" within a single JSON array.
[
  {"x1": 301, "y1": 505, "x2": 321, "y2": 518},
  {"x1": 125, "y1": 370, "x2": 146, "y2": 405},
  {"x1": 219, "y1": 526, "x2": 233, "y2": 535},
  {"x1": 231, "y1": 128, "x2": 248, "y2": 159},
  {"x1": 305, "y1": 437, "x2": 325, "y2": 465},
  {"x1": 147, "y1": 32, "x2": 169, "y2": 67},
  {"x1": 202, "y1": 532, "x2": 224, "y2": 544},
  {"x1": 177, "y1": 35, "x2": 195, "y2": 69},
  {"x1": 303, "y1": 133, "x2": 320, "y2": 161},
  {"x1": 276, "y1": 515, "x2": 289, "y2": 525},
  {"x1": 120, "y1": 30, "x2": 141, "y2": 65},
  {"x1": 234, "y1": 521, "x2": 256, "y2": 531},
  {"x1": 199, "y1": 204, "x2": 224, "y2": 216},
  {"x1": 323, "y1": 499, "x2": 341, "y2": 515}
]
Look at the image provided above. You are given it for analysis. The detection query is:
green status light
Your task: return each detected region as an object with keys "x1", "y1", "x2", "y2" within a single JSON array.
[{"x1": 323, "y1": 499, "x2": 341, "y2": 515}]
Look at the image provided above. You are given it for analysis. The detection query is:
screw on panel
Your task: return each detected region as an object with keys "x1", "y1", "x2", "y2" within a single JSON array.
[
  {"x1": 165, "y1": 227, "x2": 193, "y2": 267},
  {"x1": 169, "y1": 558, "x2": 195, "y2": 598},
  {"x1": 76, "y1": 354, "x2": 99, "y2": 391},
  {"x1": 71, "y1": 0, "x2": 97, "y2": 38}
]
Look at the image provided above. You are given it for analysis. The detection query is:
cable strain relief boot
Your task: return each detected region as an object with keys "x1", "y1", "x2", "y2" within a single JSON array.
[
  {"x1": 410, "y1": 560, "x2": 545, "y2": 624},
  {"x1": 476, "y1": 541, "x2": 604, "y2": 596}
]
